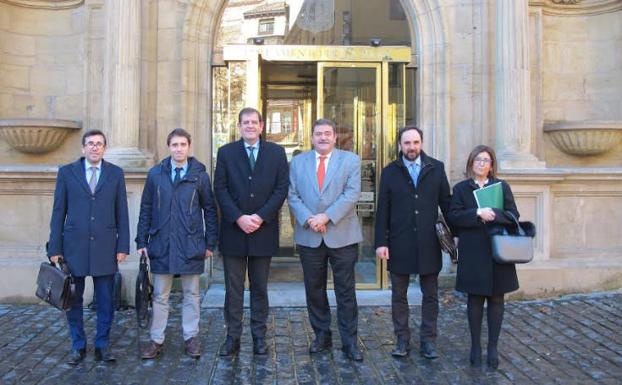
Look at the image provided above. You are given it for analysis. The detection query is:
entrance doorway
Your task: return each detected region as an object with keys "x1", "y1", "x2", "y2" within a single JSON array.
[{"x1": 212, "y1": 45, "x2": 412, "y2": 288}]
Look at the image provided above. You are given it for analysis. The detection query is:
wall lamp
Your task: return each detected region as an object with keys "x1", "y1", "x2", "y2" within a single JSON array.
[{"x1": 369, "y1": 38, "x2": 382, "y2": 47}]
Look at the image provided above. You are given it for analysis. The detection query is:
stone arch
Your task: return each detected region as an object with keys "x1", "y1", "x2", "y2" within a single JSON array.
[{"x1": 180, "y1": 0, "x2": 451, "y2": 168}]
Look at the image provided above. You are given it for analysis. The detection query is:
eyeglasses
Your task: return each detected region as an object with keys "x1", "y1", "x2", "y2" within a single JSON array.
[
  {"x1": 474, "y1": 157, "x2": 492, "y2": 165},
  {"x1": 85, "y1": 141, "x2": 105, "y2": 149}
]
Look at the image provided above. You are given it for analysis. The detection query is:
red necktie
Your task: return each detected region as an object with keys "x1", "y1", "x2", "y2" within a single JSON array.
[{"x1": 317, "y1": 155, "x2": 326, "y2": 191}]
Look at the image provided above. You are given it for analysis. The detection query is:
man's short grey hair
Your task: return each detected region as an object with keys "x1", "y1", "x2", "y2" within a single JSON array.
[{"x1": 312, "y1": 118, "x2": 336, "y2": 135}]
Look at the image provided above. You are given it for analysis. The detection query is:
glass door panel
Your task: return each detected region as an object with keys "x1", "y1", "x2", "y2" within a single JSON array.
[{"x1": 317, "y1": 62, "x2": 382, "y2": 288}]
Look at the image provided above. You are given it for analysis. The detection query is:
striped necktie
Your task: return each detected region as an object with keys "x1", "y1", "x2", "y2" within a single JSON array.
[
  {"x1": 248, "y1": 146, "x2": 256, "y2": 171},
  {"x1": 88, "y1": 166, "x2": 98, "y2": 194}
]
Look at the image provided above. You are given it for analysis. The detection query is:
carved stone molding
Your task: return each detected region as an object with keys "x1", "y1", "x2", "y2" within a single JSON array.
[
  {"x1": 551, "y1": 0, "x2": 582, "y2": 4},
  {"x1": 0, "y1": 119, "x2": 81, "y2": 154},
  {"x1": 529, "y1": 0, "x2": 622, "y2": 16},
  {"x1": 0, "y1": 0, "x2": 84, "y2": 9},
  {"x1": 544, "y1": 121, "x2": 622, "y2": 156}
]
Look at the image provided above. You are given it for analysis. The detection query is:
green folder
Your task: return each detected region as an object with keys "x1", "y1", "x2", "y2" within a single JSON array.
[{"x1": 473, "y1": 182, "x2": 503, "y2": 209}]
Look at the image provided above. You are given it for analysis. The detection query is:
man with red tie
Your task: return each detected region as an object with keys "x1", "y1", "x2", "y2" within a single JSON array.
[{"x1": 288, "y1": 119, "x2": 364, "y2": 361}]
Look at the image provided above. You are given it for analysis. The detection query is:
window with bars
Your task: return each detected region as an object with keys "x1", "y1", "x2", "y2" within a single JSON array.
[{"x1": 258, "y1": 18, "x2": 275, "y2": 35}]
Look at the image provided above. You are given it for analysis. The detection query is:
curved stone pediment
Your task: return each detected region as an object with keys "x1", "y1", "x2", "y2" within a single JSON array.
[
  {"x1": 0, "y1": 118, "x2": 81, "y2": 154},
  {"x1": 530, "y1": 0, "x2": 622, "y2": 16},
  {"x1": 544, "y1": 121, "x2": 622, "y2": 156},
  {"x1": 0, "y1": 0, "x2": 84, "y2": 9}
]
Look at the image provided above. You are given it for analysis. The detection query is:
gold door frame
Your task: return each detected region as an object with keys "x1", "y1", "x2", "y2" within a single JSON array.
[
  {"x1": 317, "y1": 62, "x2": 383, "y2": 289},
  {"x1": 222, "y1": 45, "x2": 410, "y2": 289}
]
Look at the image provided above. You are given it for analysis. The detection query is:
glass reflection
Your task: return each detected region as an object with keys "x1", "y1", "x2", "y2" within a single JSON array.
[{"x1": 217, "y1": 0, "x2": 410, "y2": 48}]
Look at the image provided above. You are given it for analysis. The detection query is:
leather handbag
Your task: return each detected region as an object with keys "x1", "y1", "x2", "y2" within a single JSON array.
[
  {"x1": 491, "y1": 212, "x2": 536, "y2": 264},
  {"x1": 35, "y1": 258, "x2": 75, "y2": 311},
  {"x1": 436, "y1": 212, "x2": 458, "y2": 264}
]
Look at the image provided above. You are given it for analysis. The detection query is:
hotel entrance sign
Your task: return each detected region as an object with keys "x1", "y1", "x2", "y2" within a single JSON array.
[{"x1": 223, "y1": 45, "x2": 410, "y2": 63}]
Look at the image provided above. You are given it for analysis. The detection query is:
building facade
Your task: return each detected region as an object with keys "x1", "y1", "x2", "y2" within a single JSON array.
[{"x1": 0, "y1": 0, "x2": 621, "y2": 301}]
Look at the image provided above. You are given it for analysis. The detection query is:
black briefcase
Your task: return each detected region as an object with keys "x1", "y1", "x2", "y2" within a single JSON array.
[
  {"x1": 436, "y1": 212, "x2": 458, "y2": 264},
  {"x1": 35, "y1": 259, "x2": 75, "y2": 311}
]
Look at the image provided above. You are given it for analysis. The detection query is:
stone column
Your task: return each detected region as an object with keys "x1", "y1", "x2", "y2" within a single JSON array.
[
  {"x1": 102, "y1": 0, "x2": 152, "y2": 168},
  {"x1": 495, "y1": 0, "x2": 544, "y2": 169}
]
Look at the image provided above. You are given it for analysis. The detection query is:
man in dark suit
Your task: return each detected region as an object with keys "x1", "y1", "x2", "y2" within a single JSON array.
[
  {"x1": 48, "y1": 129, "x2": 130, "y2": 365},
  {"x1": 288, "y1": 119, "x2": 364, "y2": 361},
  {"x1": 214, "y1": 107, "x2": 289, "y2": 356},
  {"x1": 375, "y1": 126, "x2": 451, "y2": 359}
]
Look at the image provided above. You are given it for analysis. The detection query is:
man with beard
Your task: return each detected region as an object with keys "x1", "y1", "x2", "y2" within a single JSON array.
[{"x1": 374, "y1": 126, "x2": 451, "y2": 358}]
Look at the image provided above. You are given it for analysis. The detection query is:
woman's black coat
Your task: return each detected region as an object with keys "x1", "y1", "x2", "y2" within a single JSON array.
[
  {"x1": 448, "y1": 178, "x2": 520, "y2": 296},
  {"x1": 374, "y1": 151, "x2": 451, "y2": 275}
]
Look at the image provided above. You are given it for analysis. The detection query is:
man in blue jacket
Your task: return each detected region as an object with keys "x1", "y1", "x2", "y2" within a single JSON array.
[
  {"x1": 48, "y1": 129, "x2": 130, "y2": 365},
  {"x1": 136, "y1": 128, "x2": 218, "y2": 359}
]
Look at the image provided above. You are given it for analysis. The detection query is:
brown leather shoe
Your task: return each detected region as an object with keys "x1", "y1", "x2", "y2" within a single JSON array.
[
  {"x1": 141, "y1": 340, "x2": 164, "y2": 359},
  {"x1": 185, "y1": 337, "x2": 201, "y2": 358}
]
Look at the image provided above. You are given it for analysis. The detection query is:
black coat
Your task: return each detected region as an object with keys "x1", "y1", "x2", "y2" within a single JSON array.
[
  {"x1": 135, "y1": 157, "x2": 218, "y2": 275},
  {"x1": 214, "y1": 139, "x2": 289, "y2": 257},
  {"x1": 448, "y1": 178, "x2": 520, "y2": 296},
  {"x1": 48, "y1": 158, "x2": 130, "y2": 277},
  {"x1": 374, "y1": 151, "x2": 451, "y2": 275}
]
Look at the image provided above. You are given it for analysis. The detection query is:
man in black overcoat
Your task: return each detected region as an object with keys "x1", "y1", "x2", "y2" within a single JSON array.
[
  {"x1": 374, "y1": 126, "x2": 451, "y2": 358},
  {"x1": 48, "y1": 129, "x2": 130, "y2": 365},
  {"x1": 214, "y1": 107, "x2": 289, "y2": 356}
]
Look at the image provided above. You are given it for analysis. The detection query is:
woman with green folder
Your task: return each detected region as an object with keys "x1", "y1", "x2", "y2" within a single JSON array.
[{"x1": 448, "y1": 145, "x2": 521, "y2": 370}]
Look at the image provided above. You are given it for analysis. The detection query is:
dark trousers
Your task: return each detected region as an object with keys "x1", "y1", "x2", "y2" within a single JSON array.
[
  {"x1": 66, "y1": 274, "x2": 114, "y2": 350},
  {"x1": 223, "y1": 255, "x2": 271, "y2": 339},
  {"x1": 298, "y1": 242, "x2": 358, "y2": 346},
  {"x1": 391, "y1": 272, "x2": 439, "y2": 343}
]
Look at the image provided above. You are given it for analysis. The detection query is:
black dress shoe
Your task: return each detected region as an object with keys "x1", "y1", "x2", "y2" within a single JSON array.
[
  {"x1": 94, "y1": 347, "x2": 116, "y2": 362},
  {"x1": 487, "y1": 346, "x2": 499, "y2": 369},
  {"x1": 470, "y1": 346, "x2": 482, "y2": 367},
  {"x1": 67, "y1": 348, "x2": 86, "y2": 366},
  {"x1": 342, "y1": 343, "x2": 363, "y2": 362},
  {"x1": 309, "y1": 333, "x2": 332, "y2": 354},
  {"x1": 420, "y1": 341, "x2": 439, "y2": 359},
  {"x1": 391, "y1": 339, "x2": 410, "y2": 357},
  {"x1": 219, "y1": 336, "x2": 240, "y2": 356},
  {"x1": 253, "y1": 337, "x2": 268, "y2": 355}
]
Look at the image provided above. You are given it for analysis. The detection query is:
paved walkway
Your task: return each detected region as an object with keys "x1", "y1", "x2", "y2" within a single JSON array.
[{"x1": 0, "y1": 290, "x2": 620, "y2": 385}]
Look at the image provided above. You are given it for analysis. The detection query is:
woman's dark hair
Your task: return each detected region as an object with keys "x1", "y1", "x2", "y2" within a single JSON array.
[{"x1": 465, "y1": 144, "x2": 497, "y2": 179}]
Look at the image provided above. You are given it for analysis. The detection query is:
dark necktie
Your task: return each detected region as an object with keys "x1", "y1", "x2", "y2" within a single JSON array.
[
  {"x1": 174, "y1": 167, "x2": 182, "y2": 185},
  {"x1": 248, "y1": 146, "x2": 256, "y2": 171}
]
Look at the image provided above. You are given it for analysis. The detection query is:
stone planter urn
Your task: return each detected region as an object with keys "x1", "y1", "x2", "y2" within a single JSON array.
[
  {"x1": 0, "y1": 118, "x2": 82, "y2": 154},
  {"x1": 543, "y1": 121, "x2": 622, "y2": 156}
]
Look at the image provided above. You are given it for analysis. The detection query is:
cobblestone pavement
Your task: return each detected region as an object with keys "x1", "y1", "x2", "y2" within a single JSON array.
[{"x1": 0, "y1": 291, "x2": 620, "y2": 385}]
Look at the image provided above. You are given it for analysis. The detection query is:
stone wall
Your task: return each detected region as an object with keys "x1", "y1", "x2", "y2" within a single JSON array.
[
  {"x1": 0, "y1": 3, "x2": 87, "y2": 166},
  {"x1": 0, "y1": 0, "x2": 620, "y2": 302}
]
